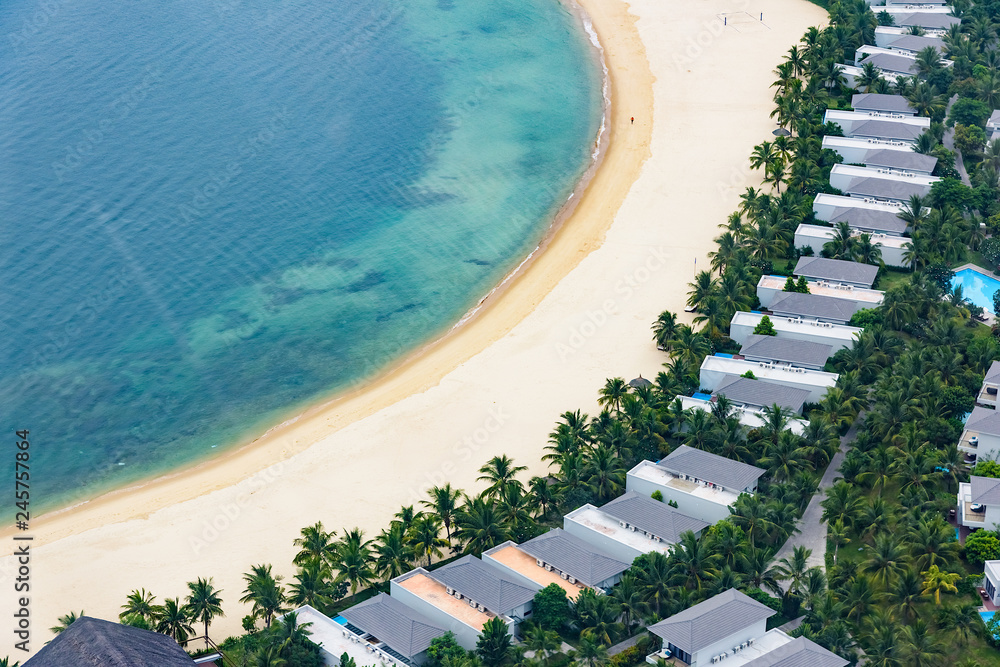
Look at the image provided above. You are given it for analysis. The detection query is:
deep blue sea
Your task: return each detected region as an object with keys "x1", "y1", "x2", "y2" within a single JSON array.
[{"x1": 0, "y1": 0, "x2": 602, "y2": 513}]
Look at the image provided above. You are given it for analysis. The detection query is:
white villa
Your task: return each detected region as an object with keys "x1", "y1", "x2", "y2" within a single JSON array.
[
  {"x1": 823, "y1": 109, "x2": 929, "y2": 137},
  {"x1": 728, "y1": 311, "x2": 861, "y2": 353},
  {"x1": 676, "y1": 395, "x2": 809, "y2": 435},
  {"x1": 958, "y1": 406, "x2": 1000, "y2": 465},
  {"x1": 875, "y1": 25, "x2": 947, "y2": 49},
  {"x1": 280, "y1": 605, "x2": 413, "y2": 667},
  {"x1": 821, "y1": 135, "x2": 937, "y2": 174},
  {"x1": 794, "y1": 224, "x2": 908, "y2": 268},
  {"x1": 812, "y1": 193, "x2": 908, "y2": 235},
  {"x1": 985, "y1": 560, "x2": 1000, "y2": 606},
  {"x1": 699, "y1": 356, "x2": 837, "y2": 405},
  {"x1": 828, "y1": 164, "x2": 938, "y2": 203},
  {"x1": 978, "y1": 360, "x2": 1000, "y2": 409},
  {"x1": 958, "y1": 476, "x2": 1000, "y2": 532}
]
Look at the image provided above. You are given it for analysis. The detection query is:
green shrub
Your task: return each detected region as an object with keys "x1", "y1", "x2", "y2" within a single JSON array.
[
  {"x1": 739, "y1": 587, "x2": 783, "y2": 614},
  {"x1": 741, "y1": 370, "x2": 757, "y2": 379},
  {"x1": 753, "y1": 315, "x2": 777, "y2": 336},
  {"x1": 973, "y1": 460, "x2": 1000, "y2": 479},
  {"x1": 964, "y1": 530, "x2": 1000, "y2": 565},
  {"x1": 607, "y1": 637, "x2": 652, "y2": 667},
  {"x1": 531, "y1": 584, "x2": 571, "y2": 631},
  {"x1": 651, "y1": 490, "x2": 663, "y2": 502}
]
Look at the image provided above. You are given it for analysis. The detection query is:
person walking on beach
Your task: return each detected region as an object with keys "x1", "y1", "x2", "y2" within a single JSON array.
[{"x1": 630, "y1": 116, "x2": 634, "y2": 124}]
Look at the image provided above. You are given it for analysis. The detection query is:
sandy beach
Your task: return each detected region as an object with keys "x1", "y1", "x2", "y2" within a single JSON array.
[{"x1": 0, "y1": 0, "x2": 825, "y2": 656}]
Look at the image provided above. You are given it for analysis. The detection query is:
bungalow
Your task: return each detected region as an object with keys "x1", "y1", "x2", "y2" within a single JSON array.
[
  {"x1": 824, "y1": 109, "x2": 929, "y2": 136},
  {"x1": 626, "y1": 446, "x2": 766, "y2": 523},
  {"x1": 958, "y1": 406, "x2": 1000, "y2": 464},
  {"x1": 677, "y1": 395, "x2": 809, "y2": 435},
  {"x1": 887, "y1": 11, "x2": 961, "y2": 30},
  {"x1": 883, "y1": 34, "x2": 946, "y2": 56},
  {"x1": 885, "y1": 0, "x2": 948, "y2": 6},
  {"x1": 766, "y1": 291, "x2": 863, "y2": 324},
  {"x1": 854, "y1": 46, "x2": 921, "y2": 71},
  {"x1": 485, "y1": 528, "x2": 630, "y2": 598},
  {"x1": 339, "y1": 594, "x2": 448, "y2": 666},
  {"x1": 280, "y1": 605, "x2": 413, "y2": 667},
  {"x1": 794, "y1": 256, "x2": 879, "y2": 288},
  {"x1": 812, "y1": 193, "x2": 909, "y2": 235},
  {"x1": 828, "y1": 164, "x2": 938, "y2": 202},
  {"x1": 738, "y1": 333, "x2": 834, "y2": 370},
  {"x1": 875, "y1": 25, "x2": 947, "y2": 49},
  {"x1": 710, "y1": 375, "x2": 812, "y2": 415},
  {"x1": 563, "y1": 491, "x2": 710, "y2": 562},
  {"x1": 957, "y1": 476, "x2": 1000, "y2": 531},
  {"x1": 851, "y1": 92, "x2": 916, "y2": 115},
  {"x1": 759, "y1": 276, "x2": 882, "y2": 314},
  {"x1": 728, "y1": 311, "x2": 861, "y2": 352},
  {"x1": 23, "y1": 616, "x2": 198, "y2": 667},
  {"x1": 699, "y1": 356, "x2": 837, "y2": 405},
  {"x1": 645, "y1": 589, "x2": 847, "y2": 667},
  {"x1": 984, "y1": 560, "x2": 1000, "y2": 606},
  {"x1": 839, "y1": 65, "x2": 902, "y2": 89},
  {"x1": 988, "y1": 110, "x2": 1000, "y2": 141},
  {"x1": 821, "y1": 135, "x2": 936, "y2": 174},
  {"x1": 794, "y1": 223, "x2": 908, "y2": 268},
  {"x1": 390, "y1": 556, "x2": 538, "y2": 650},
  {"x1": 978, "y1": 360, "x2": 1000, "y2": 408}
]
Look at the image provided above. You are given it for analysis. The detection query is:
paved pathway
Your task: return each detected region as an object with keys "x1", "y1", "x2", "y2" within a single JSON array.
[
  {"x1": 607, "y1": 632, "x2": 646, "y2": 656},
  {"x1": 771, "y1": 414, "x2": 865, "y2": 577},
  {"x1": 943, "y1": 94, "x2": 972, "y2": 187}
]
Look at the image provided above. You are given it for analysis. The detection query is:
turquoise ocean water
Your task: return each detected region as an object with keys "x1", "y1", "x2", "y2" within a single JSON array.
[{"x1": 0, "y1": 0, "x2": 602, "y2": 513}]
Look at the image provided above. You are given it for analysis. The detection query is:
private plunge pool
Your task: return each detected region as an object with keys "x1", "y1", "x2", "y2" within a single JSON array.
[{"x1": 952, "y1": 268, "x2": 1000, "y2": 313}]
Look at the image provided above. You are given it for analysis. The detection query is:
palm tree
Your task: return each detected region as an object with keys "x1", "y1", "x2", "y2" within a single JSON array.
[
  {"x1": 524, "y1": 625, "x2": 561, "y2": 663},
  {"x1": 823, "y1": 221, "x2": 855, "y2": 259},
  {"x1": 576, "y1": 589, "x2": 623, "y2": 645},
  {"x1": 293, "y1": 522, "x2": 336, "y2": 567},
  {"x1": 476, "y1": 617, "x2": 513, "y2": 667},
  {"x1": 241, "y1": 564, "x2": 286, "y2": 629},
  {"x1": 422, "y1": 484, "x2": 461, "y2": 544},
  {"x1": 477, "y1": 455, "x2": 527, "y2": 499},
  {"x1": 863, "y1": 535, "x2": 907, "y2": 590},
  {"x1": 120, "y1": 589, "x2": 157, "y2": 624},
  {"x1": 455, "y1": 496, "x2": 509, "y2": 554},
  {"x1": 184, "y1": 577, "x2": 224, "y2": 643},
  {"x1": 773, "y1": 546, "x2": 813, "y2": 596},
  {"x1": 50, "y1": 611, "x2": 84, "y2": 634},
  {"x1": 374, "y1": 523, "x2": 413, "y2": 581},
  {"x1": 597, "y1": 378, "x2": 629, "y2": 415},
  {"x1": 155, "y1": 598, "x2": 194, "y2": 646},
  {"x1": 651, "y1": 310, "x2": 679, "y2": 350},
  {"x1": 611, "y1": 573, "x2": 647, "y2": 630},
  {"x1": 686, "y1": 271, "x2": 718, "y2": 313},
  {"x1": 921, "y1": 564, "x2": 960, "y2": 604},
  {"x1": 289, "y1": 560, "x2": 336, "y2": 609},
  {"x1": 889, "y1": 568, "x2": 923, "y2": 623},
  {"x1": 527, "y1": 476, "x2": 559, "y2": 520},
  {"x1": 821, "y1": 481, "x2": 864, "y2": 528},
  {"x1": 669, "y1": 326, "x2": 710, "y2": 365},
  {"x1": 898, "y1": 618, "x2": 946, "y2": 667},
  {"x1": 670, "y1": 531, "x2": 721, "y2": 592},
  {"x1": 409, "y1": 514, "x2": 447, "y2": 566},
  {"x1": 584, "y1": 445, "x2": 626, "y2": 502},
  {"x1": 856, "y1": 61, "x2": 883, "y2": 93},
  {"x1": 633, "y1": 551, "x2": 673, "y2": 616},
  {"x1": 575, "y1": 636, "x2": 609, "y2": 667},
  {"x1": 335, "y1": 529, "x2": 376, "y2": 596}
]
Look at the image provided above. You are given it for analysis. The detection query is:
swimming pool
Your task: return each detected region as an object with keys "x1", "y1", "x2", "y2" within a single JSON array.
[{"x1": 953, "y1": 268, "x2": 1000, "y2": 313}]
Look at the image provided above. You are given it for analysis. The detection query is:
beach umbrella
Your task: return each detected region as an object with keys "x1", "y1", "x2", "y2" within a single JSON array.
[
  {"x1": 772, "y1": 128, "x2": 791, "y2": 137},
  {"x1": 628, "y1": 376, "x2": 653, "y2": 389}
]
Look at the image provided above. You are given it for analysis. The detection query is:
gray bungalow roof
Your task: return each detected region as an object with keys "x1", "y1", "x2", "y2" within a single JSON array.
[
  {"x1": 599, "y1": 491, "x2": 711, "y2": 542},
  {"x1": 862, "y1": 148, "x2": 937, "y2": 173},
  {"x1": 886, "y1": 35, "x2": 945, "y2": 53},
  {"x1": 739, "y1": 334, "x2": 834, "y2": 367},
  {"x1": 648, "y1": 589, "x2": 777, "y2": 655},
  {"x1": 828, "y1": 206, "x2": 909, "y2": 235},
  {"x1": 844, "y1": 176, "x2": 930, "y2": 201},
  {"x1": 970, "y1": 476, "x2": 1000, "y2": 506},
  {"x1": 984, "y1": 360, "x2": 1000, "y2": 385},
  {"x1": 518, "y1": 529, "x2": 630, "y2": 587},
  {"x1": 794, "y1": 256, "x2": 879, "y2": 287},
  {"x1": 989, "y1": 110, "x2": 1000, "y2": 129},
  {"x1": 965, "y1": 406, "x2": 1000, "y2": 437},
  {"x1": 24, "y1": 616, "x2": 196, "y2": 666},
  {"x1": 894, "y1": 12, "x2": 961, "y2": 29},
  {"x1": 340, "y1": 593, "x2": 445, "y2": 659},
  {"x1": 768, "y1": 291, "x2": 859, "y2": 323},
  {"x1": 741, "y1": 637, "x2": 848, "y2": 667},
  {"x1": 430, "y1": 555, "x2": 539, "y2": 613},
  {"x1": 860, "y1": 53, "x2": 919, "y2": 75},
  {"x1": 847, "y1": 119, "x2": 924, "y2": 141},
  {"x1": 714, "y1": 375, "x2": 811, "y2": 414},
  {"x1": 658, "y1": 445, "x2": 766, "y2": 492},
  {"x1": 851, "y1": 93, "x2": 915, "y2": 114}
]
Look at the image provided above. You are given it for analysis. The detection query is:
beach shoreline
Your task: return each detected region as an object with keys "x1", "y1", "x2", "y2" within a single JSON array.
[{"x1": 0, "y1": 0, "x2": 827, "y2": 656}]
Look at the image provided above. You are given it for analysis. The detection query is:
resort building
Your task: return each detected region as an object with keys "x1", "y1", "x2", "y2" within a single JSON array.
[
  {"x1": 390, "y1": 556, "x2": 538, "y2": 650},
  {"x1": 958, "y1": 406, "x2": 1000, "y2": 465},
  {"x1": 879, "y1": 33, "x2": 946, "y2": 55},
  {"x1": 709, "y1": 376, "x2": 812, "y2": 415},
  {"x1": 794, "y1": 256, "x2": 879, "y2": 289},
  {"x1": 851, "y1": 92, "x2": 916, "y2": 115},
  {"x1": 699, "y1": 356, "x2": 837, "y2": 405},
  {"x1": 977, "y1": 360, "x2": 1000, "y2": 408},
  {"x1": 988, "y1": 110, "x2": 1000, "y2": 141},
  {"x1": 766, "y1": 291, "x2": 864, "y2": 324},
  {"x1": 626, "y1": 446, "x2": 766, "y2": 524},
  {"x1": 794, "y1": 224, "x2": 908, "y2": 268},
  {"x1": 738, "y1": 333, "x2": 833, "y2": 370},
  {"x1": 812, "y1": 193, "x2": 908, "y2": 235},
  {"x1": 820, "y1": 135, "x2": 936, "y2": 174},
  {"x1": 339, "y1": 594, "x2": 448, "y2": 666},
  {"x1": 885, "y1": 11, "x2": 961, "y2": 30},
  {"x1": 563, "y1": 491, "x2": 710, "y2": 563},
  {"x1": 516, "y1": 528, "x2": 631, "y2": 590},
  {"x1": 729, "y1": 311, "x2": 861, "y2": 352},
  {"x1": 757, "y1": 275, "x2": 882, "y2": 313},
  {"x1": 984, "y1": 560, "x2": 1000, "y2": 606},
  {"x1": 22, "y1": 616, "x2": 199, "y2": 666},
  {"x1": 839, "y1": 65, "x2": 902, "y2": 89},
  {"x1": 482, "y1": 541, "x2": 586, "y2": 600},
  {"x1": 828, "y1": 164, "x2": 938, "y2": 203},
  {"x1": 854, "y1": 48, "x2": 921, "y2": 76},
  {"x1": 823, "y1": 109, "x2": 929, "y2": 137},
  {"x1": 957, "y1": 476, "x2": 1000, "y2": 531},
  {"x1": 280, "y1": 605, "x2": 414, "y2": 667},
  {"x1": 875, "y1": 25, "x2": 947, "y2": 49},
  {"x1": 645, "y1": 588, "x2": 848, "y2": 667},
  {"x1": 676, "y1": 395, "x2": 809, "y2": 435}
]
